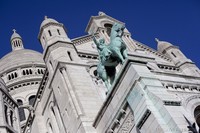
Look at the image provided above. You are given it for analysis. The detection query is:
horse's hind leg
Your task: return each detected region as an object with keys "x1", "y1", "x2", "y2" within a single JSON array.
[
  {"x1": 101, "y1": 70, "x2": 111, "y2": 90},
  {"x1": 114, "y1": 49, "x2": 125, "y2": 64}
]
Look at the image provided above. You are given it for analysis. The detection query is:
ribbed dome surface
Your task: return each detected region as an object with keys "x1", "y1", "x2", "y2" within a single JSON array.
[
  {"x1": 11, "y1": 31, "x2": 21, "y2": 40},
  {"x1": 0, "y1": 49, "x2": 44, "y2": 72},
  {"x1": 40, "y1": 17, "x2": 58, "y2": 29}
]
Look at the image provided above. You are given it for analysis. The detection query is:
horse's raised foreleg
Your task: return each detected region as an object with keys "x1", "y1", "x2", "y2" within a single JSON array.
[
  {"x1": 104, "y1": 80, "x2": 111, "y2": 90},
  {"x1": 109, "y1": 73, "x2": 116, "y2": 85}
]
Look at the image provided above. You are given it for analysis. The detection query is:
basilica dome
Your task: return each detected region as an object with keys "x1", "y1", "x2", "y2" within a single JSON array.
[
  {"x1": 0, "y1": 30, "x2": 46, "y2": 125},
  {"x1": 0, "y1": 30, "x2": 46, "y2": 94},
  {"x1": 0, "y1": 49, "x2": 44, "y2": 72}
]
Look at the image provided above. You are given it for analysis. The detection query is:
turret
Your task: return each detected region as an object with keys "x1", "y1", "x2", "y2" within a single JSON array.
[
  {"x1": 156, "y1": 38, "x2": 200, "y2": 76},
  {"x1": 10, "y1": 29, "x2": 24, "y2": 51},
  {"x1": 85, "y1": 11, "x2": 136, "y2": 50},
  {"x1": 38, "y1": 16, "x2": 80, "y2": 74},
  {"x1": 38, "y1": 16, "x2": 71, "y2": 49}
]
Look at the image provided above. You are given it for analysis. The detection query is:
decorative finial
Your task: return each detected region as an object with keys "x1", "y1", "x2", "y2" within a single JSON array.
[
  {"x1": 44, "y1": 16, "x2": 48, "y2": 20},
  {"x1": 155, "y1": 38, "x2": 159, "y2": 43},
  {"x1": 13, "y1": 29, "x2": 16, "y2": 33},
  {"x1": 98, "y1": 11, "x2": 106, "y2": 16}
]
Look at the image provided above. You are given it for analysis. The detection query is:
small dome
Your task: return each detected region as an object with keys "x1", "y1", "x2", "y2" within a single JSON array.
[
  {"x1": 40, "y1": 16, "x2": 58, "y2": 29},
  {"x1": 0, "y1": 49, "x2": 44, "y2": 72},
  {"x1": 156, "y1": 38, "x2": 173, "y2": 53},
  {"x1": 11, "y1": 29, "x2": 21, "y2": 41},
  {"x1": 98, "y1": 11, "x2": 106, "y2": 16}
]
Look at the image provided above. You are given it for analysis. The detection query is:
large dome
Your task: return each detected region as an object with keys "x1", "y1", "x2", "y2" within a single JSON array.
[{"x1": 0, "y1": 49, "x2": 44, "y2": 72}]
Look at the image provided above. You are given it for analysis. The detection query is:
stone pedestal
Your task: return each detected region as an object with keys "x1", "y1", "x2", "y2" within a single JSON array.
[{"x1": 93, "y1": 57, "x2": 189, "y2": 133}]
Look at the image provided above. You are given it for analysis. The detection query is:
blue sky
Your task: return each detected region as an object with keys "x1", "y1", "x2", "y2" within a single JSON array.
[{"x1": 0, "y1": 0, "x2": 200, "y2": 67}]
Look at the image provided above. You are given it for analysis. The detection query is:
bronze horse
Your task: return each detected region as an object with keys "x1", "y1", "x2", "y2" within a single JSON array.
[{"x1": 93, "y1": 23, "x2": 127, "y2": 90}]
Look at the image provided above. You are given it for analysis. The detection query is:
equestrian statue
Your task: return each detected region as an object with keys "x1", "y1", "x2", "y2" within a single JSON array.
[{"x1": 92, "y1": 23, "x2": 128, "y2": 90}]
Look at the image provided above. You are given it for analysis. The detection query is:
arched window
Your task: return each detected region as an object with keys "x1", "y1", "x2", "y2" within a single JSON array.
[
  {"x1": 29, "y1": 69, "x2": 32, "y2": 74},
  {"x1": 8, "y1": 75, "x2": 11, "y2": 80},
  {"x1": 41, "y1": 69, "x2": 44, "y2": 74},
  {"x1": 104, "y1": 23, "x2": 113, "y2": 36},
  {"x1": 48, "y1": 30, "x2": 52, "y2": 36},
  {"x1": 4, "y1": 105, "x2": 8, "y2": 124},
  {"x1": 11, "y1": 73, "x2": 14, "y2": 79},
  {"x1": 26, "y1": 69, "x2": 29, "y2": 75},
  {"x1": 22, "y1": 70, "x2": 25, "y2": 75},
  {"x1": 93, "y1": 70, "x2": 97, "y2": 77},
  {"x1": 171, "y1": 52, "x2": 176, "y2": 58},
  {"x1": 18, "y1": 40, "x2": 20, "y2": 47},
  {"x1": 194, "y1": 105, "x2": 200, "y2": 128},
  {"x1": 16, "y1": 41, "x2": 18, "y2": 46},
  {"x1": 57, "y1": 29, "x2": 61, "y2": 35},
  {"x1": 38, "y1": 69, "x2": 41, "y2": 74},
  {"x1": 17, "y1": 100, "x2": 26, "y2": 121},
  {"x1": 29, "y1": 95, "x2": 36, "y2": 106},
  {"x1": 14, "y1": 72, "x2": 17, "y2": 78},
  {"x1": 67, "y1": 51, "x2": 73, "y2": 61}
]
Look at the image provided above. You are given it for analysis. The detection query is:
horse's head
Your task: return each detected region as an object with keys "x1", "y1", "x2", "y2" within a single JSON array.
[{"x1": 111, "y1": 23, "x2": 125, "y2": 39}]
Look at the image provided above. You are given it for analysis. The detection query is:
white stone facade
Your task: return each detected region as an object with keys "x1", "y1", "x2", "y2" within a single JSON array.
[
  {"x1": 0, "y1": 12, "x2": 199, "y2": 133},
  {"x1": 0, "y1": 77, "x2": 21, "y2": 133},
  {"x1": 0, "y1": 30, "x2": 46, "y2": 131}
]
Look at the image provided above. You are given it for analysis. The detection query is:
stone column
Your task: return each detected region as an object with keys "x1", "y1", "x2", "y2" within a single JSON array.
[
  {"x1": 49, "y1": 106, "x2": 60, "y2": 133},
  {"x1": 60, "y1": 67, "x2": 82, "y2": 117},
  {"x1": 7, "y1": 109, "x2": 11, "y2": 126},
  {"x1": 53, "y1": 105, "x2": 66, "y2": 133}
]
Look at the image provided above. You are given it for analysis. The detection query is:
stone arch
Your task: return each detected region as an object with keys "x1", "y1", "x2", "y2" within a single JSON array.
[
  {"x1": 25, "y1": 92, "x2": 36, "y2": 102},
  {"x1": 46, "y1": 118, "x2": 54, "y2": 133},
  {"x1": 100, "y1": 20, "x2": 113, "y2": 36},
  {"x1": 88, "y1": 65, "x2": 98, "y2": 78},
  {"x1": 48, "y1": 101, "x2": 60, "y2": 133},
  {"x1": 104, "y1": 23, "x2": 113, "y2": 36},
  {"x1": 100, "y1": 20, "x2": 113, "y2": 28},
  {"x1": 194, "y1": 105, "x2": 200, "y2": 127},
  {"x1": 16, "y1": 99, "x2": 26, "y2": 122},
  {"x1": 28, "y1": 95, "x2": 36, "y2": 106},
  {"x1": 183, "y1": 94, "x2": 200, "y2": 123},
  {"x1": 15, "y1": 96, "x2": 25, "y2": 102}
]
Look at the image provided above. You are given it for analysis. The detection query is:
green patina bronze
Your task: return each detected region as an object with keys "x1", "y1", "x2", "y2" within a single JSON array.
[{"x1": 93, "y1": 23, "x2": 128, "y2": 90}]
